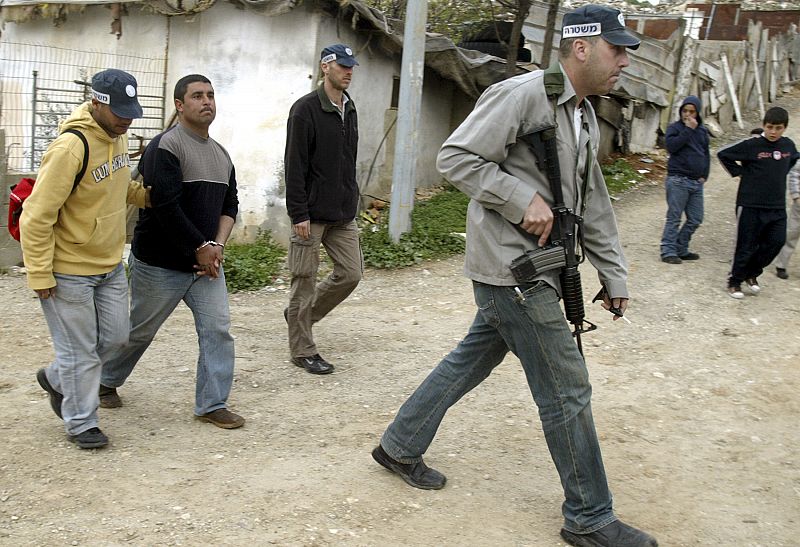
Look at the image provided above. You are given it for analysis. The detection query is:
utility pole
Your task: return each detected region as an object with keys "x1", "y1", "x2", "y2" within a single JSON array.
[{"x1": 388, "y1": 0, "x2": 428, "y2": 243}]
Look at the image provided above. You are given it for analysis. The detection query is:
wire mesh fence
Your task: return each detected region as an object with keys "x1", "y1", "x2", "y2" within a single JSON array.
[{"x1": 0, "y1": 41, "x2": 167, "y2": 173}]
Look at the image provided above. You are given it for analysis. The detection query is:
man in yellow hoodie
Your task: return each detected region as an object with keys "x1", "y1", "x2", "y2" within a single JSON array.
[{"x1": 22, "y1": 68, "x2": 148, "y2": 449}]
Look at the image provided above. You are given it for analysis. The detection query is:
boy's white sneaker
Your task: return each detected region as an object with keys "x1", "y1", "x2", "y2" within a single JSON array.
[
  {"x1": 745, "y1": 277, "x2": 761, "y2": 294},
  {"x1": 728, "y1": 285, "x2": 744, "y2": 299}
]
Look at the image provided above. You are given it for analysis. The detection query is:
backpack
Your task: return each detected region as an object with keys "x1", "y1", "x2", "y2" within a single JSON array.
[{"x1": 7, "y1": 128, "x2": 89, "y2": 241}]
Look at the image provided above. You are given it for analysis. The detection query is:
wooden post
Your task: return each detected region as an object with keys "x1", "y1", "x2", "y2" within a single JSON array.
[
  {"x1": 751, "y1": 46, "x2": 766, "y2": 119},
  {"x1": 744, "y1": 20, "x2": 763, "y2": 111},
  {"x1": 740, "y1": 53, "x2": 754, "y2": 111},
  {"x1": 721, "y1": 52, "x2": 744, "y2": 129},
  {"x1": 762, "y1": 29, "x2": 772, "y2": 102},
  {"x1": 770, "y1": 38, "x2": 779, "y2": 101},
  {"x1": 670, "y1": 34, "x2": 696, "y2": 129}
]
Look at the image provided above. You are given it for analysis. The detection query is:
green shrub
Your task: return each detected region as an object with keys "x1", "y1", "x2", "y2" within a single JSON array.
[
  {"x1": 360, "y1": 185, "x2": 469, "y2": 268},
  {"x1": 224, "y1": 231, "x2": 286, "y2": 292},
  {"x1": 601, "y1": 158, "x2": 644, "y2": 195}
]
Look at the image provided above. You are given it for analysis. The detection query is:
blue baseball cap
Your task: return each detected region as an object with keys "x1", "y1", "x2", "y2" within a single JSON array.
[
  {"x1": 91, "y1": 69, "x2": 144, "y2": 119},
  {"x1": 320, "y1": 44, "x2": 359, "y2": 67},
  {"x1": 561, "y1": 5, "x2": 640, "y2": 50}
]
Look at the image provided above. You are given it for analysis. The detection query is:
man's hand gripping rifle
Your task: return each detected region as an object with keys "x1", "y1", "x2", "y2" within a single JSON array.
[{"x1": 510, "y1": 125, "x2": 597, "y2": 355}]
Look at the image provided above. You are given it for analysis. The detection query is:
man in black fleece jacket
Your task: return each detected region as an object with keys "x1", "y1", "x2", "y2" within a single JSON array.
[
  {"x1": 284, "y1": 44, "x2": 363, "y2": 375},
  {"x1": 718, "y1": 106, "x2": 799, "y2": 298}
]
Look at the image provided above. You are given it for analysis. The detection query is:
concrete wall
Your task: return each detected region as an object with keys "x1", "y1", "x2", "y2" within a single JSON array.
[{"x1": 418, "y1": 69, "x2": 456, "y2": 187}]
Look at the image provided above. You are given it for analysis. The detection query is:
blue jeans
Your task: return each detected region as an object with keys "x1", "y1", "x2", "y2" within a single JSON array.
[
  {"x1": 381, "y1": 281, "x2": 615, "y2": 534},
  {"x1": 40, "y1": 263, "x2": 129, "y2": 435},
  {"x1": 101, "y1": 255, "x2": 235, "y2": 415},
  {"x1": 660, "y1": 174, "x2": 704, "y2": 257}
]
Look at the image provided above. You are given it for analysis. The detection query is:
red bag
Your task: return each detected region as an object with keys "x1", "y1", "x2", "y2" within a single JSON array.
[
  {"x1": 6, "y1": 129, "x2": 89, "y2": 241},
  {"x1": 7, "y1": 177, "x2": 36, "y2": 241}
]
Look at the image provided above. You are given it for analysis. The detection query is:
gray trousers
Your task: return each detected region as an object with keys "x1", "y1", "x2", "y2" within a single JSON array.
[
  {"x1": 40, "y1": 263, "x2": 129, "y2": 436},
  {"x1": 774, "y1": 198, "x2": 800, "y2": 270},
  {"x1": 287, "y1": 220, "x2": 363, "y2": 358}
]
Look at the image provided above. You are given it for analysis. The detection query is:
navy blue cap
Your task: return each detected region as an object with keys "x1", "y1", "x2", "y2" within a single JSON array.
[
  {"x1": 91, "y1": 69, "x2": 144, "y2": 119},
  {"x1": 320, "y1": 44, "x2": 359, "y2": 67},
  {"x1": 561, "y1": 5, "x2": 640, "y2": 50}
]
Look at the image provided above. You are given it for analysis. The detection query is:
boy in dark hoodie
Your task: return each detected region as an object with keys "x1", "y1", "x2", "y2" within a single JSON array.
[
  {"x1": 660, "y1": 95, "x2": 710, "y2": 264},
  {"x1": 718, "y1": 106, "x2": 799, "y2": 298}
]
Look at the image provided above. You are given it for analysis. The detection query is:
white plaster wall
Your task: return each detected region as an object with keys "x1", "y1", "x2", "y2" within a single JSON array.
[
  {"x1": 418, "y1": 69, "x2": 455, "y2": 187},
  {"x1": 0, "y1": 7, "x2": 167, "y2": 60},
  {"x1": 167, "y1": 3, "x2": 320, "y2": 244}
]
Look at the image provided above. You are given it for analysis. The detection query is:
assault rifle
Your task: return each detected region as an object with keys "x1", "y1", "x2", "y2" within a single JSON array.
[
  {"x1": 510, "y1": 127, "x2": 597, "y2": 355},
  {"x1": 508, "y1": 64, "x2": 596, "y2": 355}
]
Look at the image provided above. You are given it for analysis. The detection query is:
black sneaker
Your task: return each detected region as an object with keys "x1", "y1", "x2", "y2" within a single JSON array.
[
  {"x1": 371, "y1": 444, "x2": 446, "y2": 490},
  {"x1": 776, "y1": 268, "x2": 789, "y2": 280},
  {"x1": 99, "y1": 385, "x2": 122, "y2": 409},
  {"x1": 661, "y1": 256, "x2": 682, "y2": 264},
  {"x1": 36, "y1": 368, "x2": 63, "y2": 419},
  {"x1": 561, "y1": 520, "x2": 658, "y2": 547},
  {"x1": 678, "y1": 252, "x2": 700, "y2": 260},
  {"x1": 292, "y1": 354, "x2": 334, "y2": 374},
  {"x1": 68, "y1": 427, "x2": 109, "y2": 449}
]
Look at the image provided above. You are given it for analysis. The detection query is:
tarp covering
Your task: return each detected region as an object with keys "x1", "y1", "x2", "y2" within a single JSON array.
[
  {"x1": 424, "y1": 35, "x2": 524, "y2": 99},
  {"x1": 336, "y1": 0, "x2": 519, "y2": 99}
]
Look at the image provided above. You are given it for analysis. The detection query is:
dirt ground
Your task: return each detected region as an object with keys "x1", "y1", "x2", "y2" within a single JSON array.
[{"x1": 2, "y1": 96, "x2": 800, "y2": 547}]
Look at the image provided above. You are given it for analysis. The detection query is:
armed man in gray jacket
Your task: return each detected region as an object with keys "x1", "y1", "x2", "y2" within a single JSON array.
[{"x1": 372, "y1": 5, "x2": 658, "y2": 547}]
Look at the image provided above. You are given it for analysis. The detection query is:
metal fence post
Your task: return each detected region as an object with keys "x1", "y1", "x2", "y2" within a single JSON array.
[{"x1": 30, "y1": 70, "x2": 37, "y2": 171}]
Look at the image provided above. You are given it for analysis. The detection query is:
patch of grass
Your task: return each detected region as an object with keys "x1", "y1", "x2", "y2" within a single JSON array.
[
  {"x1": 224, "y1": 231, "x2": 286, "y2": 293},
  {"x1": 360, "y1": 185, "x2": 469, "y2": 268},
  {"x1": 601, "y1": 158, "x2": 645, "y2": 195}
]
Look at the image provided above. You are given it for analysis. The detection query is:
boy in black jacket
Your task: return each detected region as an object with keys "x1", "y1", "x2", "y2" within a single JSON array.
[{"x1": 718, "y1": 107, "x2": 799, "y2": 298}]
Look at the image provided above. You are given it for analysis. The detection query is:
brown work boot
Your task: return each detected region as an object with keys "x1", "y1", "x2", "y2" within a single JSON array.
[
  {"x1": 99, "y1": 385, "x2": 122, "y2": 408},
  {"x1": 195, "y1": 408, "x2": 245, "y2": 429}
]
